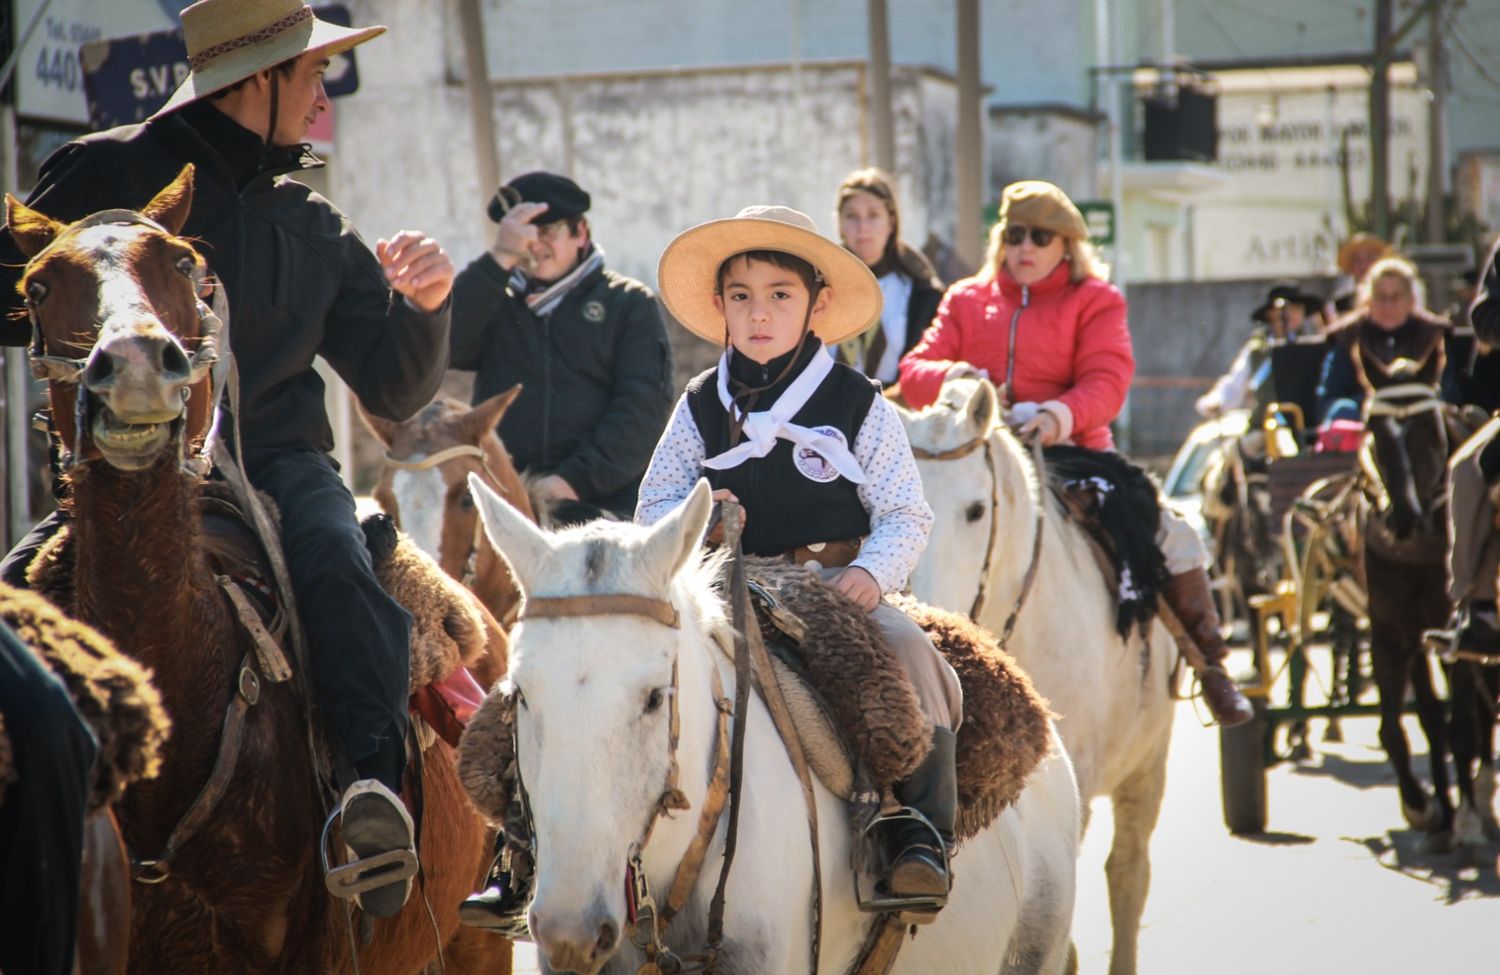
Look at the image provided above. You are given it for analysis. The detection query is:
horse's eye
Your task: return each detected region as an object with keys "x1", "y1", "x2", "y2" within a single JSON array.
[
  {"x1": 175, "y1": 255, "x2": 196, "y2": 277},
  {"x1": 24, "y1": 280, "x2": 47, "y2": 304},
  {"x1": 458, "y1": 492, "x2": 476, "y2": 512},
  {"x1": 965, "y1": 502, "x2": 986, "y2": 523},
  {"x1": 645, "y1": 688, "x2": 665, "y2": 714}
]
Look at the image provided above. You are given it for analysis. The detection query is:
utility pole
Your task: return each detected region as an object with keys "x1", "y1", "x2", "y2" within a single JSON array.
[
  {"x1": 867, "y1": 0, "x2": 895, "y2": 173},
  {"x1": 1425, "y1": 0, "x2": 1447, "y2": 244},
  {"x1": 1370, "y1": 0, "x2": 1393, "y2": 239},
  {"x1": 955, "y1": 0, "x2": 982, "y2": 269},
  {"x1": 459, "y1": 0, "x2": 500, "y2": 203}
]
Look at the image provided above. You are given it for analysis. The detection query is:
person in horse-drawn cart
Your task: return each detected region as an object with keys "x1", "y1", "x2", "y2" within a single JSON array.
[
  {"x1": 637, "y1": 205, "x2": 966, "y2": 906},
  {"x1": 897, "y1": 179, "x2": 1255, "y2": 728},
  {"x1": 0, "y1": 0, "x2": 454, "y2": 918},
  {"x1": 1195, "y1": 279, "x2": 1327, "y2": 421}
]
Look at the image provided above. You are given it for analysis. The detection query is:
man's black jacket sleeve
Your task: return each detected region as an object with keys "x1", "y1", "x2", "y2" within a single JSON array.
[
  {"x1": 450, "y1": 253, "x2": 507, "y2": 371},
  {"x1": 319, "y1": 222, "x2": 451, "y2": 422}
]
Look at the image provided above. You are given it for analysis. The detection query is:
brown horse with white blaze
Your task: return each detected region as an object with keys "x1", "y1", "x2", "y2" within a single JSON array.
[
  {"x1": 365, "y1": 391, "x2": 534, "y2": 638},
  {"x1": 8, "y1": 165, "x2": 492, "y2": 973}
]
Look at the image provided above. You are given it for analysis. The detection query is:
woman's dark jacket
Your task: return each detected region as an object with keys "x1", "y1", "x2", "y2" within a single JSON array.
[{"x1": 0, "y1": 101, "x2": 450, "y2": 454}]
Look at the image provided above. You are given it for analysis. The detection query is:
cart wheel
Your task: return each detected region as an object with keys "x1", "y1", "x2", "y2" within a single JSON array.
[{"x1": 1220, "y1": 698, "x2": 1268, "y2": 835}]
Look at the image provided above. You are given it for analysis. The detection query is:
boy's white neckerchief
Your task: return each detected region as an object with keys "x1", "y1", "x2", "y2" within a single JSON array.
[{"x1": 702, "y1": 342, "x2": 868, "y2": 483}]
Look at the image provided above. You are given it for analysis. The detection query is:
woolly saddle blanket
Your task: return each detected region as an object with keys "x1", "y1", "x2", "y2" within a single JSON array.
[
  {"x1": 27, "y1": 488, "x2": 491, "y2": 747},
  {"x1": 0, "y1": 582, "x2": 169, "y2": 813},
  {"x1": 459, "y1": 560, "x2": 1053, "y2": 844}
]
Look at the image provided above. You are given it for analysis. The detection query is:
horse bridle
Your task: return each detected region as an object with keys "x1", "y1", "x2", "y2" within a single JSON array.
[
  {"x1": 909, "y1": 431, "x2": 1046, "y2": 648},
  {"x1": 513, "y1": 593, "x2": 736, "y2": 975},
  {"x1": 23, "y1": 209, "x2": 228, "y2": 476}
]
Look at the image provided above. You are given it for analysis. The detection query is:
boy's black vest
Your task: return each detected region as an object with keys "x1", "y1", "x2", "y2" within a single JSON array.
[{"x1": 686, "y1": 336, "x2": 877, "y2": 557}]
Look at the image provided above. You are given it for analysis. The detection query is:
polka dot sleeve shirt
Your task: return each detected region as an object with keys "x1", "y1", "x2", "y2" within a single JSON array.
[{"x1": 635, "y1": 393, "x2": 934, "y2": 594}]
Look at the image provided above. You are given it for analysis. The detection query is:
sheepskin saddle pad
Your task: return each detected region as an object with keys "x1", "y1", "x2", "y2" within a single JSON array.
[
  {"x1": 26, "y1": 487, "x2": 486, "y2": 694},
  {"x1": 457, "y1": 562, "x2": 1053, "y2": 844},
  {"x1": 0, "y1": 582, "x2": 168, "y2": 813},
  {"x1": 1044, "y1": 444, "x2": 1171, "y2": 641}
]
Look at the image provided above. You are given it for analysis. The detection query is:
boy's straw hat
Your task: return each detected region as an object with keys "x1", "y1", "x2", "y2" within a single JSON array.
[
  {"x1": 155, "y1": 0, "x2": 385, "y2": 118},
  {"x1": 658, "y1": 206, "x2": 882, "y2": 346}
]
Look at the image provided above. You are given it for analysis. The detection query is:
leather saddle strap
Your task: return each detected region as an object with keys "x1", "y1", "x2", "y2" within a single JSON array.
[
  {"x1": 851, "y1": 914, "x2": 906, "y2": 975},
  {"x1": 132, "y1": 653, "x2": 260, "y2": 882},
  {"x1": 217, "y1": 575, "x2": 293, "y2": 682}
]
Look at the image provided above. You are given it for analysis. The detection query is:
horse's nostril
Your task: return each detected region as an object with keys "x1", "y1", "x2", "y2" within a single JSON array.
[
  {"x1": 595, "y1": 919, "x2": 618, "y2": 954},
  {"x1": 159, "y1": 338, "x2": 192, "y2": 380},
  {"x1": 84, "y1": 353, "x2": 115, "y2": 389}
]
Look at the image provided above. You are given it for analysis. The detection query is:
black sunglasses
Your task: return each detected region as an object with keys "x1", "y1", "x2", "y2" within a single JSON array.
[{"x1": 1003, "y1": 225, "x2": 1056, "y2": 248}]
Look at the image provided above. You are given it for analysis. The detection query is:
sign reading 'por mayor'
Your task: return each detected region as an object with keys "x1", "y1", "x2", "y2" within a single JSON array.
[{"x1": 1195, "y1": 62, "x2": 1429, "y2": 279}]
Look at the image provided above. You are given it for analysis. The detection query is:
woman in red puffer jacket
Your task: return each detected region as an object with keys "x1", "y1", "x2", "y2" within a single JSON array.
[
  {"x1": 899, "y1": 183, "x2": 1131, "y2": 450},
  {"x1": 899, "y1": 180, "x2": 1253, "y2": 727}
]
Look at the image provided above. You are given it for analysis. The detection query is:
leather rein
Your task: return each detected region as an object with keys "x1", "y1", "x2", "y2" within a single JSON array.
[
  {"x1": 515, "y1": 593, "x2": 737, "y2": 974},
  {"x1": 909, "y1": 432, "x2": 1046, "y2": 648}
]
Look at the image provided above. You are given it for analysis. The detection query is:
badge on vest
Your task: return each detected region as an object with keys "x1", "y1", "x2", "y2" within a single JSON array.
[
  {"x1": 794, "y1": 426, "x2": 849, "y2": 483},
  {"x1": 583, "y1": 301, "x2": 606, "y2": 322}
]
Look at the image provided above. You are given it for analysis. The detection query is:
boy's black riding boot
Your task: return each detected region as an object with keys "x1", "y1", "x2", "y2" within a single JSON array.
[
  {"x1": 886, "y1": 728, "x2": 957, "y2": 902},
  {"x1": 1162, "y1": 568, "x2": 1255, "y2": 728}
]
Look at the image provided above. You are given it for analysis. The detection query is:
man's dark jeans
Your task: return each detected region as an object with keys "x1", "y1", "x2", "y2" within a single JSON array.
[
  {"x1": 0, "y1": 448, "x2": 412, "y2": 792},
  {"x1": 0, "y1": 619, "x2": 98, "y2": 975}
]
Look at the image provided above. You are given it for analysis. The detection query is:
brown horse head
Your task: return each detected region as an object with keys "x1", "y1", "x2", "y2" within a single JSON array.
[
  {"x1": 364, "y1": 388, "x2": 533, "y2": 624},
  {"x1": 7, "y1": 164, "x2": 217, "y2": 472}
]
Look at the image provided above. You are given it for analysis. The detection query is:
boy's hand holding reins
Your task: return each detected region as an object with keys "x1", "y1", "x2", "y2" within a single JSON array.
[
  {"x1": 377, "y1": 231, "x2": 454, "y2": 313},
  {"x1": 832, "y1": 566, "x2": 881, "y2": 613}
]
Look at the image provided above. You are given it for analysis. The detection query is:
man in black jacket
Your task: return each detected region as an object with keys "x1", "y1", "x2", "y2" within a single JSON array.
[
  {"x1": 450, "y1": 172, "x2": 672, "y2": 521},
  {"x1": 0, "y1": 0, "x2": 451, "y2": 917}
]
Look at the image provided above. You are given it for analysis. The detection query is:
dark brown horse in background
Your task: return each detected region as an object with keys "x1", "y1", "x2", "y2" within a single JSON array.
[
  {"x1": 1356, "y1": 336, "x2": 1496, "y2": 852},
  {"x1": 8, "y1": 166, "x2": 498, "y2": 972}
]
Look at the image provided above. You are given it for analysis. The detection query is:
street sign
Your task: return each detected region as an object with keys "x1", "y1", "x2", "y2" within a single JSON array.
[
  {"x1": 41, "y1": 3, "x2": 360, "y2": 130},
  {"x1": 1078, "y1": 201, "x2": 1116, "y2": 246}
]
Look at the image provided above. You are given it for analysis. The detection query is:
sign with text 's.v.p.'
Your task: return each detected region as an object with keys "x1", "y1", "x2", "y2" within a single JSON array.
[{"x1": 16, "y1": 1, "x2": 360, "y2": 130}]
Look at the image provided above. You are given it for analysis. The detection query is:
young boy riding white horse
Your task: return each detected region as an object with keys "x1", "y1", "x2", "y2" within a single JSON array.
[{"x1": 637, "y1": 205, "x2": 964, "y2": 903}]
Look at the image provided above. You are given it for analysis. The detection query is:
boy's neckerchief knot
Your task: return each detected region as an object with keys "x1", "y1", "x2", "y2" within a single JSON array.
[{"x1": 702, "y1": 342, "x2": 867, "y2": 483}]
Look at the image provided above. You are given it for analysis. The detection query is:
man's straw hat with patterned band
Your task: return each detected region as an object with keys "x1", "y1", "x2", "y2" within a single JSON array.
[
  {"x1": 658, "y1": 205, "x2": 882, "y2": 346},
  {"x1": 154, "y1": 0, "x2": 385, "y2": 118}
]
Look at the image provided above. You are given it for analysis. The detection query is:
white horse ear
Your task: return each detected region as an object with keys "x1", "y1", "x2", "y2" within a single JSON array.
[
  {"x1": 468, "y1": 472, "x2": 551, "y2": 595},
  {"x1": 640, "y1": 479, "x2": 714, "y2": 587},
  {"x1": 966, "y1": 379, "x2": 998, "y2": 433}
]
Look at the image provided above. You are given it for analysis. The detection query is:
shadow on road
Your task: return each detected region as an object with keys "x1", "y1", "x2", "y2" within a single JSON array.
[
  {"x1": 1347, "y1": 831, "x2": 1500, "y2": 904},
  {"x1": 1239, "y1": 830, "x2": 1316, "y2": 846},
  {"x1": 1286, "y1": 748, "x2": 1402, "y2": 792}
]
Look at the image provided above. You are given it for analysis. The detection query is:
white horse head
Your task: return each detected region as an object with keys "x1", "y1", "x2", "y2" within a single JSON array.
[
  {"x1": 896, "y1": 377, "x2": 1038, "y2": 615},
  {"x1": 469, "y1": 475, "x2": 720, "y2": 973}
]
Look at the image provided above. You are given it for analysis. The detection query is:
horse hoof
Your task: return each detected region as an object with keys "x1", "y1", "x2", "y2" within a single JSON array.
[
  {"x1": 1323, "y1": 720, "x2": 1343, "y2": 744},
  {"x1": 1289, "y1": 740, "x2": 1313, "y2": 763},
  {"x1": 1417, "y1": 830, "x2": 1454, "y2": 856},
  {"x1": 1402, "y1": 798, "x2": 1442, "y2": 832},
  {"x1": 1454, "y1": 806, "x2": 1488, "y2": 849}
]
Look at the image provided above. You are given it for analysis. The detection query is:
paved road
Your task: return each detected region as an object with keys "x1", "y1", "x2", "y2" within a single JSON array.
[{"x1": 511, "y1": 650, "x2": 1499, "y2": 974}]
